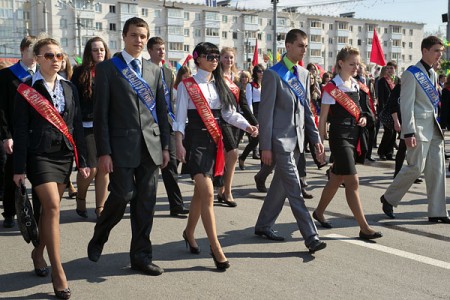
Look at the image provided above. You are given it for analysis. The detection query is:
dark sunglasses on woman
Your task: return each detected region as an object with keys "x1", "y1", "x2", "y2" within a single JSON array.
[{"x1": 37, "y1": 53, "x2": 64, "y2": 61}]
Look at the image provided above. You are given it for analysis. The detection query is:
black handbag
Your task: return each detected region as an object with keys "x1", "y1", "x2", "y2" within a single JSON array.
[{"x1": 15, "y1": 182, "x2": 39, "y2": 247}]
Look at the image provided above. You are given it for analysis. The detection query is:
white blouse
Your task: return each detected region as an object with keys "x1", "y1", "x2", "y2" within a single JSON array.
[
  {"x1": 245, "y1": 82, "x2": 261, "y2": 113},
  {"x1": 174, "y1": 68, "x2": 250, "y2": 135},
  {"x1": 321, "y1": 74, "x2": 359, "y2": 105}
]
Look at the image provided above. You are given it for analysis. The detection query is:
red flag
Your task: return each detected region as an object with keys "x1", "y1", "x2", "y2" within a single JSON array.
[
  {"x1": 252, "y1": 39, "x2": 259, "y2": 66},
  {"x1": 370, "y1": 28, "x2": 386, "y2": 66},
  {"x1": 183, "y1": 54, "x2": 193, "y2": 66}
]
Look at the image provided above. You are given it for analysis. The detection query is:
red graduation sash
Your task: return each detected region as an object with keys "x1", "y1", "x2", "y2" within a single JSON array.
[
  {"x1": 323, "y1": 83, "x2": 363, "y2": 155},
  {"x1": 384, "y1": 76, "x2": 396, "y2": 90},
  {"x1": 358, "y1": 81, "x2": 376, "y2": 115},
  {"x1": 182, "y1": 77, "x2": 225, "y2": 176},
  {"x1": 17, "y1": 83, "x2": 80, "y2": 168},
  {"x1": 225, "y1": 77, "x2": 240, "y2": 104}
]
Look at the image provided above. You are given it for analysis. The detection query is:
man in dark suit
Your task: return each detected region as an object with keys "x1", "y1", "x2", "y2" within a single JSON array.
[
  {"x1": 254, "y1": 29, "x2": 326, "y2": 254},
  {"x1": 87, "y1": 17, "x2": 170, "y2": 276},
  {"x1": 0, "y1": 36, "x2": 37, "y2": 228},
  {"x1": 146, "y1": 37, "x2": 188, "y2": 217}
]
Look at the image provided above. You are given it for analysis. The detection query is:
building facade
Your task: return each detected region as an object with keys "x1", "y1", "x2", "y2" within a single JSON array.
[{"x1": 1, "y1": 0, "x2": 424, "y2": 73}]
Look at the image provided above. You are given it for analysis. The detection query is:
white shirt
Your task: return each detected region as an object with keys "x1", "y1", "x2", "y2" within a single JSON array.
[
  {"x1": 245, "y1": 82, "x2": 261, "y2": 112},
  {"x1": 174, "y1": 68, "x2": 250, "y2": 135},
  {"x1": 32, "y1": 71, "x2": 68, "y2": 114},
  {"x1": 321, "y1": 74, "x2": 359, "y2": 105},
  {"x1": 121, "y1": 50, "x2": 142, "y2": 76}
]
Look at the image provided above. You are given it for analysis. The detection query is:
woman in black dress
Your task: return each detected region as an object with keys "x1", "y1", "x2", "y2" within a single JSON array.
[
  {"x1": 13, "y1": 38, "x2": 89, "y2": 299},
  {"x1": 175, "y1": 43, "x2": 257, "y2": 269},
  {"x1": 312, "y1": 46, "x2": 382, "y2": 240},
  {"x1": 71, "y1": 37, "x2": 111, "y2": 218}
]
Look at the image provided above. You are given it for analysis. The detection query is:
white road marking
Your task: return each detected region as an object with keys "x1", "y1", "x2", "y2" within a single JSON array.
[{"x1": 325, "y1": 234, "x2": 450, "y2": 270}]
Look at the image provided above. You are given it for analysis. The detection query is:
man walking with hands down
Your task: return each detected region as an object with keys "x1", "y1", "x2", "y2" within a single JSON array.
[
  {"x1": 87, "y1": 17, "x2": 171, "y2": 275},
  {"x1": 380, "y1": 36, "x2": 449, "y2": 223},
  {"x1": 254, "y1": 29, "x2": 327, "y2": 253}
]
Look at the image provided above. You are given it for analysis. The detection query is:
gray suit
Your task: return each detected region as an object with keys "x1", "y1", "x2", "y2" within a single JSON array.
[
  {"x1": 384, "y1": 61, "x2": 448, "y2": 217},
  {"x1": 91, "y1": 54, "x2": 170, "y2": 265},
  {"x1": 255, "y1": 61, "x2": 321, "y2": 246}
]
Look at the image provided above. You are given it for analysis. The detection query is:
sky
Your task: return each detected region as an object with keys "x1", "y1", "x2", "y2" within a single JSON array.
[{"x1": 181, "y1": 0, "x2": 448, "y2": 34}]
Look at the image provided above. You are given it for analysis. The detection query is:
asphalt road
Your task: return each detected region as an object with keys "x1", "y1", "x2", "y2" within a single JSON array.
[{"x1": 1, "y1": 134, "x2": 450, "y2": 299}]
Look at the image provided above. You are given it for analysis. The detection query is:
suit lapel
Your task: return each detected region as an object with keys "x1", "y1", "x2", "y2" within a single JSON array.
[{"x1": 61, "y1": 80, "x2": 72, "y2": 116}]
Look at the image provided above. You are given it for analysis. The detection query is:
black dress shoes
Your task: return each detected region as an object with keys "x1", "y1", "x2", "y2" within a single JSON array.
[
  {"x1": 312, "y1": 211, "x2": 333, "y2": 228},
  {"x1": 254, "y1": 175, "x2": 267, "y2": 193},
  {"x1": 2, "y1": 216, "x2": 15, "y2": 228},
  {"x1": 302, "y1": 188, "x2": 314, "y2": 199},
  {"x1": 413, "y1": 178, "x2": 423, "y2": 184},
  {"x1": 359, "y1": 231, "x2": 383, "y2": 240},
  {"x1": 87, "y1": 240, "x2": 104, "y2": 262},
  {"x1": 379, "y1": 155, "x2": 386, "y2": 161},
  {"x1": 238, "y1": 158, "x2": 245, "y2": 170},
  {"x1": 428, "y1": 217, "x2": 450, "y2": 224},
  {"x1": 367, "y1": 157, "x2": 376, "y2": 162},
  {"x1": 255, "y1": 229, "x2": 285, "y2": 241},
  {"x1": 380, "y1": 195, "x2": 395, "y2": 219},
  {"x1": 307, "y1": 240, "x2": 327, "y2": 254},
  {"x1": 170, "y1": 206, "x2": 189, "y2": 217},
  {"x1": 131, "y1": 262, "x2": 164, "y2": 276},
  {"x1": 252, "y1": 151, "x2": 260, "y2": 159}
]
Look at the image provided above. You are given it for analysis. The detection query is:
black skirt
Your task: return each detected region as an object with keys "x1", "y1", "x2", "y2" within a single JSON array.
[
  {"x1": 26, "y1": 147, "x2": 73, "y2": 186},
  {"x1": 329, "y1": 124, "x2": 359, "y2": 175},
  {"x1": 221, "y1": 123, "x2": 240, "y2": 152},
  {"x1": 186, "y1": 127, "x2": 217, "y2": 179},
  {"x1": 83, "y1": 127, "x2": 98, "y2": 167}
]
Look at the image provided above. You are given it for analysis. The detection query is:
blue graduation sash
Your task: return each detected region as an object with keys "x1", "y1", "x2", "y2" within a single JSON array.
[
  {"x1": 9, "y1": 62, "x2": 32, "y2": 82},
  {"x1": 160, "y1": 69, "x2": 175, "y2": 125},
  {"x1": 407, "y1": 65, "x2": 440, "y2": 111},
  {"x1": 112, "y1": 56, "x2": 158, "y2": 123},
  {"x1": 270, "y1": 62, "x2": 306, "y2": 106}
]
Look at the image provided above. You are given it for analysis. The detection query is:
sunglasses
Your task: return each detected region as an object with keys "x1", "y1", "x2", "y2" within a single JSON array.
[
  {"x1": 200, "y1": 54, "x2": 220, "y2": 62},
  {"x1": 255, "y1": 70, "x2": 263, "y2": 73},
  {"x1": 37, "y1": 53, "x2": 64, "y2": 61}
]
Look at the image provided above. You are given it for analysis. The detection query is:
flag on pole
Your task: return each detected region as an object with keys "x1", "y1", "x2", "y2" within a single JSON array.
[
  {"x1": 267, "y1": 51, "x2": 273, "y2": 62},
  {"x1": 183, "y1": 54, "x2": 193, "y2": 66},
  {"x1": 370, "y1": 28, "x2": 386, "y2": 66},
  {"x1": 252, "y1": 39, "x2": 259, "y2": 66},
  {"x1": 276, "y1": 51, "x2": 281, "y2": 62}
]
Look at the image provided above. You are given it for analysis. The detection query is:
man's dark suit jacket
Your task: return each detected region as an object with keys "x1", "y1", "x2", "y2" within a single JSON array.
[
  {"x1": 0, "y1": 65, "x2": 23, "y2": 140},
  {"x1": 94, "y1": 54, "x2": 170, "y2": 168}
]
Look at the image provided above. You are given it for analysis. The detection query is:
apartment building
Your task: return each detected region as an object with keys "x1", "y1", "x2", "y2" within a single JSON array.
[{"x1": 1, "y1": 0, "x2": 424, "y2": 73}]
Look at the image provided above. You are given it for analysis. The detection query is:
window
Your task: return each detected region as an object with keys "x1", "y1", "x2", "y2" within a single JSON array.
[
  {"x1": 358, "y1": 26, "x2": 362, "y2": 32},
  {"x1": 95, "y1": 3, "x2": 102, "y2": 13},
  {"x1": 266, "y1": 33, "x2": 272, "y2": 41},
  {"x1": 168, "y1": 26, "x2": 183, "y2": 35},
  {"x1": 337, "y1": 36, "x2": 348, "y2": 44},
  {"x1": 409, "y1": 29, "x2": 413, "y2": 35},
  {"x1": 195, "y1": 29, "x2": 201, "y2": 37},
  {"x1": 109, "y1": 23, "x2": 116, "y2": 31},
  {"x1": 367, "y1": 25, "x2": 375, "y2": 32},
  {"x1": 392, "y1": 53, "x2": 400, "y2": 60},
  {"x1": 142, "y1": 8, "x2": 148, "y2": 17},
  {"x1": 61, "y1": 38, "x2": 68, "y2": 47},
  {"x1": 310, "y1": 35, "x2": 321, "y2": 43},
  {"x1": 205, "y1": 28, "x2": 219, "y2": 37},
  {"x1": 109, "y1": 5, "x2": 116, "y2": 13},
  {"x1": 328, "y1": 38, "x2": 333, "y2": 44},
  {"x1": 329, "y1": 24, "x2": 333, "y2": 30},
  {"x1": 168, "y1": 9, "x2": 182, "y2": 18},
  {"x1": 183, "y1": 45, "x2": 190, "y2": 52},
  {"x1": 155, "y1": 26, "x2": 161, "y2": 35},
  {"x1": 300, "y1": 22, "x2": 304, "y2": 28},
  {"x1": 184, "y1": 28, "x2": 189, "y2": 37},
  {"x1": 222, "y1": 15, "x2": 227, "y2": 23},
  {"x1": 328, "y1": 51, "x2": 333, "y2": 58},
  {"x1": 267, "y1": 19, "x2": 271, "y2": 26},
  {"x1": 402, "y1": 54, "x2": 405, "y2": 61},
  {"x1": 391, "y1": 26, "x2": 401, "y2": 33},
  {"x1": 277, "y1": 17, "x2": 286, "y2": 26},
  {"x1": 367, "y1": 38, "x2": 372, "y2": 45},
  {"x1": 392, "y1": 39, "x2": 401, "y2": 47},
  {"x1": 402, "y1": 42, "x2": 406, "y2": 48},
  {"x1": 232, "y1": 32, "x2": 238, "y2": 39},
  {"x1": 257, "y1": 32, "x2": 262, "y2": 40},
  {"x1": 245, "y1": 15, "x2": 258, "y2": 24},
  {"x1": 155, "y1": 10, "x2": 161, "y2": 18},
  {"x1": 222, "y1": 31, "x2": 227, "y2": 39},
  {"x1": 259, "y1": 18, "x2": 263, "y2": 26},
  {"x1": 95, "y1": 22, "x2": 102, "y2": 31},
  {"x1": 205, "y1": 12, "x2": 219, "y2": 21},
  {"x1": 349, "y1": 25, "x2": 353, "y2": 32},
  {"x1": 184, "y1": 12, "x2": 190, "y2": 20},
  {"x1": 168, "y1": 42, "x2": 183, "y2": 51},
  {"x1": 402, "y1": 29, "x2": 406, "y2": 35},
  {"x1": 384, "y1": 28, "x2": 388, "y2": 34},
  {"x1": 337, "y1": 22, "x2": 348, "y2": 30},
  {"x1": 109, "y1": 41, "x2": 117, "y2": 50},
  {"x1": 80, "y1": 18, "x2": 93, "y2": 29},
  {"x1": 367, "y1": 51, "x2": 371, "y2": 59},
  {"x1": 349, "y1": 39, "x2": 353, "y2": 45},
  {"x1": 310, "y1": 20, "x2": 321, "y2": 28},
  {"x1": 233, "y1": 16, "x2": 238, "y2": 23},
  {"x1": 195, "y1": 13, "x2": 201, "y2": 21},
  {"x1": 357, "y1": 39, "x2": 361, "y2": 46},
  {"x1": 120, "y1": 3, "x2": 136, "y2": 13},
  {"x1": 409, "y1": 55, "x2": 412, "y2": 61},
  {"x1": 310, "y1": 49, "x2": 321, "y2": 57},
  {"x1": 60, "y1": 18, "x2": 67, "y2": 29},
  {"x1": 409, "y1": 42, "x2": 413, "y2": 48}
]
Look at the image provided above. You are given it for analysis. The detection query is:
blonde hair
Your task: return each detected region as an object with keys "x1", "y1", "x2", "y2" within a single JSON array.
[
  {"x1": 220, "y1": 47, "x2": 239, "y2": 80},
  {"x1": 334, "y1": 46, "x2": 360, "y2": 74}
]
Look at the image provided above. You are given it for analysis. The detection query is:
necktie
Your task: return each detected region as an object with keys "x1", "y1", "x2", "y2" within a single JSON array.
[
  {"x1": 293, "y1": 65, "x2": 298, "y2": 78},
  {"x1": 130, "y1": 59, "x2": 141, "y2": 77},
  {"x1": 28, "y1": 69, "x2": 34, "y2": 76}
]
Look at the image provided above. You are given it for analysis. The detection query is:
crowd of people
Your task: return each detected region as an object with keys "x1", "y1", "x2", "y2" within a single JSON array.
[{"x1": 0, "y1": 17, "x2": 448, "y2": 299}]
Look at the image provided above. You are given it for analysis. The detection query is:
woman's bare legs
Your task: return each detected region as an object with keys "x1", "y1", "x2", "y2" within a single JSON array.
[{"x1": 218, "y1": 149, "x2": 238, "y2": 204}]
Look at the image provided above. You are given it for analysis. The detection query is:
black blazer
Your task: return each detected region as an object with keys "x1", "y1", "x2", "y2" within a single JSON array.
[
  {"x1": 71, "y1": 66, "x2": 94, "y2": 122},
  {"x1": 94, "y1": 54, "x2": 170, "y2": 168},
  {"x1": 0, "y1": 65, "x2": 23, "y2": 140},
  {"x1": 13, "y1": 78, "x2": 88, "y2": 174}
]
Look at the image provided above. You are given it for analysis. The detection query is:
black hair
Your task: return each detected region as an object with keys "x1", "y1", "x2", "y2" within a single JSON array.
[
  {"x1": 251, "y1": 64, "x2": 265, "y2": 83},
  {"x1": 122, "y1": 17, "x2": 149, "y2": 38},
  {"x1": 421, "y1": 36, "x2": 444, "y2": 51}
]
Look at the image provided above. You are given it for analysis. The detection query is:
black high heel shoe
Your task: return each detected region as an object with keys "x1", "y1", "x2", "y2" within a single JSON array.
[
  {"x1": 217, "y1": 194, "x2": 237, "y2": 207},
  {"x1": 75, "y1": 197, "x2": 88, "y2": 218},
  {"x1": 51, "y1": 275, "x2": 71, "y2": 299},
  {"x1": 182, "y1": 230, "x2": 201, "y2": 254},
  {"x1": 210, "y1": 247, "x2": 230, "y2": 270},
  {"x1": 31, "y1": 249, "x2": 48, "y2": 277}
]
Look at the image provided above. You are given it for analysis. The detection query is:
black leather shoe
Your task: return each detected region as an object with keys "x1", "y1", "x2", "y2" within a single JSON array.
[
  {"x1": 359, "y1": 231, "x2": 383, "y2": 240},
  {"x1": 3, "y1": 216, "x2": 15, "y2": 228},
  {"x1": 182, "y1": 230, "x2": 201, "y2": 254},
  {"x1": 87, "y1": 240, "x2": 103, "y2": 262},
  {"x1": 312, "y1": 211, "x2": 333, "y2": 228},
  {"x1": 380, "y1": 195, "x2": 395, "y2": 219},
  {"x1": 379, "y1": 155, "x2": 386, "y2": 161},
  {"x1": 302, "y1": 188, "x2": 314, "y2": 199},
  {"x1": 300, "y1": 178, "x2": 308, "y2": 188},
  {"x1": 428, "y1": 217, "x2": 450, "y2": 224},
  {"x1": 238, "y1": 158, "x2": 245, "y2": 170},
  {"x1": 386, "y1": 154, "x2": 395, "y2": 161},
  {"x1": 131, "y1": 262, "x2": 164, "y2": 276},
  {"x1": 367, "y1": 157, "x2": 376, "y2": 162},
  {"x1": 252, "y1": 151, "x2": 260, "y2": 159},
  {"x1": 414, "y1": 178, "x2": 423, "y2": 184},
  {"x1": 210, "y1": 247, "x2": 230, "y2": 270},
  {"x1": 308, "y1": 240, "x2": 327, "y2": 254},
  {"x1": 255, "y1": 229, "x2": 285, "y2": 241},
  {"x1": 254, "y1": 175, "x2": 267, "y2": 193},
  {"x1": 317, "y1": 162, "x2": 328, "y2": 170},
  {"x1": 170, "y1": 207, "x2": 189, "y2": 217}
]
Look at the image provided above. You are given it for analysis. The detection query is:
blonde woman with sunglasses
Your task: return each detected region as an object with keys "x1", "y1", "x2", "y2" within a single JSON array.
[{"x1": 13, "y1": 38, "x2": 89, "y2": 299}]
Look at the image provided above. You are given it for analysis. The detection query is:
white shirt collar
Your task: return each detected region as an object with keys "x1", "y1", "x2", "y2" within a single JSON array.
[
  {"x1": 19, "y1": 60, "x2": 36, "y2": 73},
  {"x1": 333, "y1": 74, "x2": 358, "y2": 87},
  {"x1": 32, "y1": 70, "x2": 68, "y2": 85},
  {"x1": 194, "y1": 68, "x2": 214, "y2": 84},
  {"x1": 121, "y1": 50, "x2": 142, "y2": 65}
]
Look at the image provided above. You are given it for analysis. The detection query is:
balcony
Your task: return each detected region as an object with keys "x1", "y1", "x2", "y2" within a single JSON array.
[
  {"x1": 309, "y1": 27, "x2": 322, "y2": 35},
  {"x1": 243, "y1": 23, "x2": 259, "y2": 32}
]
